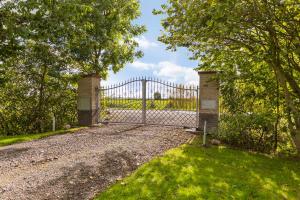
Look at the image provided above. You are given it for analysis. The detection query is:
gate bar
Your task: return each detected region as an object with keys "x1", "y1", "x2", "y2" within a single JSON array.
[{"x1": 142, "y1": 79, "x2": 147, "y2": 124}]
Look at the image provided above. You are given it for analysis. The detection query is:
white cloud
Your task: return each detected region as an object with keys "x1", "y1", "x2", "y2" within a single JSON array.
[
  {"x1": 135, "y1": 36, "x2": 158, "y2": 49},
  {"x1": 154, "y1": 61, "x2": 198, "y2": 85},
  {"x1": 129, "y1": 60, "x2": 198, "y2": 85},
  {"x1": 129, "y1": 61, "x2": 155, "y2": 70}
]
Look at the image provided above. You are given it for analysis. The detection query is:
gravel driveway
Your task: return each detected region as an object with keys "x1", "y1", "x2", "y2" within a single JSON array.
[{"x1": 0, "y1": 124, "x2": 194, "y2": 200}]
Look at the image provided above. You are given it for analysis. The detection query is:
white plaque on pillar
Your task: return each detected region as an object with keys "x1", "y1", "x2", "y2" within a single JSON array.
[
  {"x1": 201, "y1": 100, "x2": 217, "y2": 109},
  {"x1": 78, "y1": 97, "x2": 91, "y2": 110}
]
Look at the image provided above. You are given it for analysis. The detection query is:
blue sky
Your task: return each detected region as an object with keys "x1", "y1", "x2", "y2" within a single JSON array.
[{"x1": 104, "y1": 0, "x2": 199, "y2": 85}]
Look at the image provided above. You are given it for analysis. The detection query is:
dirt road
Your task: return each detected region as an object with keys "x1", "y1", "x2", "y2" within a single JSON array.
[{"x1": 0, "y1": 124, "x2": 193, "y2": 200}]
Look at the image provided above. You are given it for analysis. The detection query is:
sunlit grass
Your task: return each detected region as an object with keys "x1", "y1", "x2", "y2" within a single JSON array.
[
  {"x1": 101, "y1": 98, "x2": 197, "y2": 111},
  {"x1": 96, "y1": 138, "x2": 300, "y2": 200},
  {"x1": 0, "y1": 127, "x2": 86, "y2": 147}
]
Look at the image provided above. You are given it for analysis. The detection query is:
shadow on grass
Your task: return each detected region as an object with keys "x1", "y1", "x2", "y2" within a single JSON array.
[{"x1": 97, "y1": 139, "x2": 300, "y2": 200}]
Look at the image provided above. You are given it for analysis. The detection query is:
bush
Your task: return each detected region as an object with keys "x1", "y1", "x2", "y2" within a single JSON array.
[
  {"x1": 149, "y1": 101, "x2": 156, "y2": 109},
  {"x1": 165, "y1": 101, "x2": 174, "y2": 110},
  {"x1": 215, "y1": 113, "x2": 276, "y2": 153},
  {"x1": 154, "y1": 92, "x2": 162, "y2": 100}
]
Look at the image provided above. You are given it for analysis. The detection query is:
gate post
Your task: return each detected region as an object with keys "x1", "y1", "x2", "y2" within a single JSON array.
[
  {"x1": 198, "y1": 71, "x2": 219, "y2": 132},
  {"x1": 77, "y1": 74, "x2": 100, "y2": 126}
]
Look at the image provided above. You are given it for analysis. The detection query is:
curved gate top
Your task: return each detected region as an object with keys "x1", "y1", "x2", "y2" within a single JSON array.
[{"x1": 99, "y1": 77, "x2": 200, "y2": 128}]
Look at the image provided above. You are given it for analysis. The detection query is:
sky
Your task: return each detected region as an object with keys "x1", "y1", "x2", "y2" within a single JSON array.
[{"x1": 103, "y1": 0, "x2": 199, "y2": 86}]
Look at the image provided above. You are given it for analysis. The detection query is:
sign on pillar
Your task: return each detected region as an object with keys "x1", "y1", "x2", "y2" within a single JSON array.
[
  {"x1": 198, "y1": 71, "x2": 219, "y2": 132},
  {"x1": 77, "y1": 74, "x2": 100, "y2": 126}
]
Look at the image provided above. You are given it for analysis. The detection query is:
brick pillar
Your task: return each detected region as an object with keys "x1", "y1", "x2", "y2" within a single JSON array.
[
  {"x1": 198, "y1": 71, "x2": 219, "y2": 132},
  {"x1": 77, "y1": 74, "x2": 100, "y2": 126}
]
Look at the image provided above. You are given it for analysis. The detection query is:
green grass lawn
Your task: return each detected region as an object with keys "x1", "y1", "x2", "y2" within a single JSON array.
[
  {"x1": 0, "y1": 127, "x2": 85, "y2": 147},
  {"x1": 101, "y1": 98, "x2": 197, "y2": 111},
  {"x1": 96, "y1": 138, "x2": 300, "y2": 200}
]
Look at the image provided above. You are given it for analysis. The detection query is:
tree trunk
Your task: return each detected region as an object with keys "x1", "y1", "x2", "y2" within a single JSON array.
[
  {"x1": 36, "y1": 66, "x2": 48, "y2": 133},
  {"x1": 273, "y1": 77, "x2": 279, "y2": 152},
  {"x1": 293, "y1": 133, "x2": 300, "y2": 155},
  {"x1": 272, "y1": 65, "x2": 300, "y2": 153},
  {"x1": 293, "y1": 118, "x2": 300, "y2": 155}
]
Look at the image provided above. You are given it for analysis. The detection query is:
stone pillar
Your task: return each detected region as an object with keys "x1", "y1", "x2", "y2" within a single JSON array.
[
  {"x1": 77, "y1": 74, "x2": 100, "y2": 126},
  {"x1": 198, "y1": 71, "x2": 219, "y2": 132}
]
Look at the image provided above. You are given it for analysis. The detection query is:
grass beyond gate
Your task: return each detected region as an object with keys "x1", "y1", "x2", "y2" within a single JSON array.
[
  {"x1": 96, "y1": 138, "x2": 300, "y2": 200},
  {"x1": 101, "y1": 98, "x2": 197, "y2": 111}
]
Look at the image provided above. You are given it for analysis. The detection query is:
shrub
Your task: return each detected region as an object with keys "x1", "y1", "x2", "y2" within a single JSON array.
[
  {"x1": 215, "y1": 113, "x2": 277, "y2": 153},
  {"x1": 165, "y1": 101, "x2": 174, "y2": 110},
  {"x1": 154, "y1": 92, "x2": 162, "y2": 100},
  {"x1": 149, "y1": 101, "x2": 156, "y2": 109}
]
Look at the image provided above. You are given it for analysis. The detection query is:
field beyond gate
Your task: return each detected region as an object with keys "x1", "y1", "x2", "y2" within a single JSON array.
[{"x1": 99, "y1": 77, "x2": 199, "y2": 128}]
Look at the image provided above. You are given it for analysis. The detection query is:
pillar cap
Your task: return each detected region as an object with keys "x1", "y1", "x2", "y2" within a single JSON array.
[
  {"x1": 81, "y1": 73, "x2": 100, "y2": 78},
  {"x1": 198, "y1": 71, "x2": 218, "y2": 75}
]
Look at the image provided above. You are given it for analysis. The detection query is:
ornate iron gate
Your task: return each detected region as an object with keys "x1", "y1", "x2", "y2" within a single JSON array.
[{"x1": 99, "y1": 77, "x2": 199, "y2": 128}]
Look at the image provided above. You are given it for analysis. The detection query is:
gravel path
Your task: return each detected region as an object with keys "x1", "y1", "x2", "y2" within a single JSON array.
[{"x1": 0, "y1": 124, "x2": 194, "y2": 200}]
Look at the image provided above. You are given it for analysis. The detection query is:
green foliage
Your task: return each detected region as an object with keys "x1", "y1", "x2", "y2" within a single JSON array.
[
  {"x1": 66, "y1": 0, "x2": 146, "y2": 77},
  {"x1": 100, "y1": 98, "x2": 197, "y2": 111},
  {"x1": 156, "y1": 0, "x2": 300, "y2": 152},
  {"x1": 217, "y1": 113, "x2": 278, "y2": 153},
  {"x1": 0, "y1": 0, "x2": 144, "y2": 135},
  {"x1": 96, "y1": 138, "x2": 300, "y2": 200},
  {"x1": 149, "y1": 100, "x2": 156, "y2": 109},
  {"x1": 154, "y1": 92, "x2": 162, "y2": 100}
]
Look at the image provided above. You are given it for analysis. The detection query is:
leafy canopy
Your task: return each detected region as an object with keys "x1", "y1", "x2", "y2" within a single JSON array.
[
  {"x1": 0, "y1": 0, "x2": 145, "y2": 135},
  {"x1": 155, "y1": 0, "x2": 300, "y2": 152}
]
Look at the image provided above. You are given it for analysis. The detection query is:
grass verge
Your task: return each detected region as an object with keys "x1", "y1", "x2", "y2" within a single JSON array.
[
  {"x1": 96, "y1": 138, "x2": 300, "y2": 200},
  {"x1": 0, "y1": 127, "x2": 86, "y2": 147}
]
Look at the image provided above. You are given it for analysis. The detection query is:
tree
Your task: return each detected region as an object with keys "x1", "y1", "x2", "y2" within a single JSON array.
[
  {"x1": 0, "y1": 0, "x2": 74, "y2": 133},
  {"x1": 154, "y1": 92, "x2": 162, "y2": 100},
  {"x1": 0, "y1": 0, "x2": 145, "y2": 135},
  {"x1": 67, "y1": 0, "x2": 146, "y2": 78},
  {"x1": 156, "y1": 0, "x2": 300, "y2": 152}
]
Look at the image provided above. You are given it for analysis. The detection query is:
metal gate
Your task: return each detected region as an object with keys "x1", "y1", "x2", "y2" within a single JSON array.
[{"x1": 99, "y1": 77, "x2": 199, "y2": 128}]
